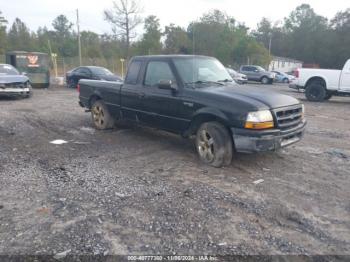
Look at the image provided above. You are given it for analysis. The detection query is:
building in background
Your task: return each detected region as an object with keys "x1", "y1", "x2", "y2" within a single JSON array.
[{"x1": 269, "y1": 56, "x2": 303, "y2": 73}]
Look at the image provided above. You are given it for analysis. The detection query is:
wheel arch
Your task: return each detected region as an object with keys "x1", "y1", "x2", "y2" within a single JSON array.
[
  {"x1": 183, "y1": 108, "x2": 232, "y2": 138},
  {"x1": 305, "y1": 76, "x2": 327, "y2": 89},
  {"x1": 88, "y1": 93, "x2": 102, "y2": 108},
  {"x1": 260, "y1": 75, "x2": 269, "y2": 81}
]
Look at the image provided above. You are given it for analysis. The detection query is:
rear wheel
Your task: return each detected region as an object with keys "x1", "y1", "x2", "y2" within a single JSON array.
[
  {"x1": 305, "y1": 81, "x2": 326, "y2": 102},
  {"x1": 91, "y1": 100, "x2": 115, "y2": 130},
  {"x1": 195, "y1": 122, "x2": 233, "y2": 168}
]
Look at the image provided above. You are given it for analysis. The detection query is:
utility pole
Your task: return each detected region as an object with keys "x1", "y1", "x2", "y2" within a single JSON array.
[
  {"x1": 268, "y1": 34, "x2": 272, "y2": 56},
  {"x1": 47, "y1": 39, "x2": 57, "y2": 78},
  {"x1": 120, "y1": 58, "x2": 125, "y2": 79},
  {"x1": 76, "y1": 9, "x2": 82, "y2": 66}
]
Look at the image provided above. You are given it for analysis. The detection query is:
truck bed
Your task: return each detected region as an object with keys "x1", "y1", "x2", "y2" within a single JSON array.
[
  {"x1": 296, "y1": 68, "x2": 342, "y2": 90},
  {"x1": 79, "y1": 79, "x2": 123, "y2": 109}
]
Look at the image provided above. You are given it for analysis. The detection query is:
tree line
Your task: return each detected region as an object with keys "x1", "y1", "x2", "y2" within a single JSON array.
[{"x1": 0, "y1": 1, "x2": 349, "y2": 69}]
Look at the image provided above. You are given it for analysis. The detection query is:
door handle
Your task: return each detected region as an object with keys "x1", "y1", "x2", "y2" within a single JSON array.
[{"x1": 138, "y1": 93, "x2": 146, "y2": 98}]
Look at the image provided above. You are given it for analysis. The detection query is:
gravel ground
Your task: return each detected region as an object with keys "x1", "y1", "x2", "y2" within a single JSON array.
[{"x1": 0, "y1": 84, "x2": 349, "y2": 257}]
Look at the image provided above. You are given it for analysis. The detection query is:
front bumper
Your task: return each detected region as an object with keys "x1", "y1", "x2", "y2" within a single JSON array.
[
  {"x1": 0, "y1": 87, "x2": 31, "y2": 95},
  {"x1": 231, "y1": 121, "x2": 306, "y2": 153}
]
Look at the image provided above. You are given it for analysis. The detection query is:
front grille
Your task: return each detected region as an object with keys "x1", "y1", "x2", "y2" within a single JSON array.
[
  {"x1": 274, "y1": 105, "x2": 303, "y2": 131},
  {"x1": 0, "y1": 82, "x2": 25, "y2": 89}
]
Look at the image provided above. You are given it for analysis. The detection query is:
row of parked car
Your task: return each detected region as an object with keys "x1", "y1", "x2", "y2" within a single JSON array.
[
  {"x1": 227, "y1": 65, "x2": 295, "y2": 85},
  {"x1": 65, "y1": 64, "x2": 295, "y2": 89},
  {"x1": 0, "y1": 61, "x2": 295, "y2": 99}
]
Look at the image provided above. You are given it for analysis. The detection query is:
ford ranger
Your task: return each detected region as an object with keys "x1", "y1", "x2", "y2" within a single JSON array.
[
  {"x1": 79, "y1": 55, "x2": 306, "y2": 167},
  {"x1": 290, "y1": 59, "x2": 350, "y2": 101}
]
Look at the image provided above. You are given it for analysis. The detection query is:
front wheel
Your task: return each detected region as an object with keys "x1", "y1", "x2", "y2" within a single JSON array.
[
  {"x1": 91, "y1": 100, "x2": 115, "y2": 130},
  {"x1": 195, "y1": 122, "x2": 233, "y2": 168},
  {"x1": 283, "y1": 78, "x2": 289, "y2": 84}
]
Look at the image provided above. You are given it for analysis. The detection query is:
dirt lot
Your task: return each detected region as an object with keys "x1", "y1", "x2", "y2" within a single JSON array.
[{"x1": 0, "y1": 84, "x2": 349, "y2": 257}]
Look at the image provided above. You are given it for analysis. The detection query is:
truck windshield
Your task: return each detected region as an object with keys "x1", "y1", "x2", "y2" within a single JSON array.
[
  {"x1": 0, "y1": 65, "x2": 19, "y2": 75},
  {"x1": 173, "y1": 57, "x2": 233, "y2": 86}
]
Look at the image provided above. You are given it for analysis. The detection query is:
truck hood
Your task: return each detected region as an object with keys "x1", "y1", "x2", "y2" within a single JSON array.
[
  {"x1": 200, "y1": 84, "x2": 300, "y2": 110},
  {"x1": 0, "y1": 75, "x2": 29, "y2": 84}
]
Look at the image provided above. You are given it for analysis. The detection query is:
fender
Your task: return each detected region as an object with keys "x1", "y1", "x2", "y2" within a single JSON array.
[
  {"x1": 305, "y1": 75, "x2": 328, "y2": 89},
  {"x1": 88, "y1": 89, "x2": 103, "y2": 107},
  {"x1": 183, "y1": 107, "x2": 231, "y2": 137}
]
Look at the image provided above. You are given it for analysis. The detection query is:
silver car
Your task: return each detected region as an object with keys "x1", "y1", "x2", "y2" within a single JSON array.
[
  {"x1": 0, "y1": 64, "x2": 32, "y2": 98},
  {"x1": 226, "y1": 68, "x2": 248, "y2": 84},
  {"x1": 239, "y1": 65, "x2": 275, "y2": 84}
]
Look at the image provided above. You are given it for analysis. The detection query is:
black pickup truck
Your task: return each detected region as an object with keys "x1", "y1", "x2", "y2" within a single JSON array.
[{"x1": 79, "y1": 55, "x2": 306, "y2": 167}]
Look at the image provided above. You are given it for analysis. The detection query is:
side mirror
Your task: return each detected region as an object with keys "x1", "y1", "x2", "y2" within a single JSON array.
[{"x1": 158, "y1": 80, "x2": 177, "y2": 91}]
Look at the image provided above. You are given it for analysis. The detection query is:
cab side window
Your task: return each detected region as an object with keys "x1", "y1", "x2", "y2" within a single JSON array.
[
  {"x1": 242, "y1": 66, "x2": 252, "y2": 72},
  {"x1": 125, "y1": 61, "x2": 142, "y2": 84},
  {"x1": 144, "y1": 61, "x2": 176, "y2": 87}
]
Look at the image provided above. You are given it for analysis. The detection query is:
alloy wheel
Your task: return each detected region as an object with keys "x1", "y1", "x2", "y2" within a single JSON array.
[
  {"x1": 92, "y1": 105, "x2": 105, "y2": 128},
  {"x1": 197, "y1": 129, "x2": 215, "y2": 162}
]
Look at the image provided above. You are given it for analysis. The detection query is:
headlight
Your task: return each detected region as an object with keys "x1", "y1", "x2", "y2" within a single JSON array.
[{"x1": 245, "y1": 110, "x2": 274, "y2": 130}]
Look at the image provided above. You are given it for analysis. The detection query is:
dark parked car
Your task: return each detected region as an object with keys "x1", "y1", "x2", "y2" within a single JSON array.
[
  {"x1": 79, "y1": 55, "x2": 306, "y2": 168},
  {"x1": 239, "y1": 65, "x2": 275, "y2": 84},
  {"x1": 66, "y1": 66, "x2": 122, "y2": 89},
  {"x1": 0, "y1": 64, "x2": 32, "y2": 98}
]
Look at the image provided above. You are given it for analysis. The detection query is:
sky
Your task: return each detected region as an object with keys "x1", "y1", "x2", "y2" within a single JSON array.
[{"x1": 1, "y1": 0, "x2": 349, "y2": 34}]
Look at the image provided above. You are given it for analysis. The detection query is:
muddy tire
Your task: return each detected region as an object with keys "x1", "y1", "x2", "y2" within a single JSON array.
[
  {"x1": 305, "y1": 81, "x2": 326, "y2": 102},
  {"x1": 195, "y1": 122, "x2": 233, "y2": 168},
  {"x1": 91, "y1": 100, "x2": 115, "y2": 130}
]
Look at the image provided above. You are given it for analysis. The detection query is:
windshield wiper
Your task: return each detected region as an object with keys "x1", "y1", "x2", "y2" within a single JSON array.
[
  {"x1": 185, "y1": 80, "x2": 225, "y2": 87},
  {"x1": 218, "y1": 79, "x2": 233, "y2": 83}
]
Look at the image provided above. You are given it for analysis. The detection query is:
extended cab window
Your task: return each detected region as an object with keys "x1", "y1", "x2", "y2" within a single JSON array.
[
  {"x1": 125, "y1": 61, "x2": 142, "y2": 84},
  {"x1": 144, "y1": 61, "x2": 176, "y2": 87}
]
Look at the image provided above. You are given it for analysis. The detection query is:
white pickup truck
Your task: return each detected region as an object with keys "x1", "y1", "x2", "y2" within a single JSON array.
[{"x1": 289, "y1": 59, "x2": 350, "y2": 101}]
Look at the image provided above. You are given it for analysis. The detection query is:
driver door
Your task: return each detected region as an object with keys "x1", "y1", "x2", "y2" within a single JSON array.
[{"x1": 139, "y1": 60, "x2": 186, "y2": 133}]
